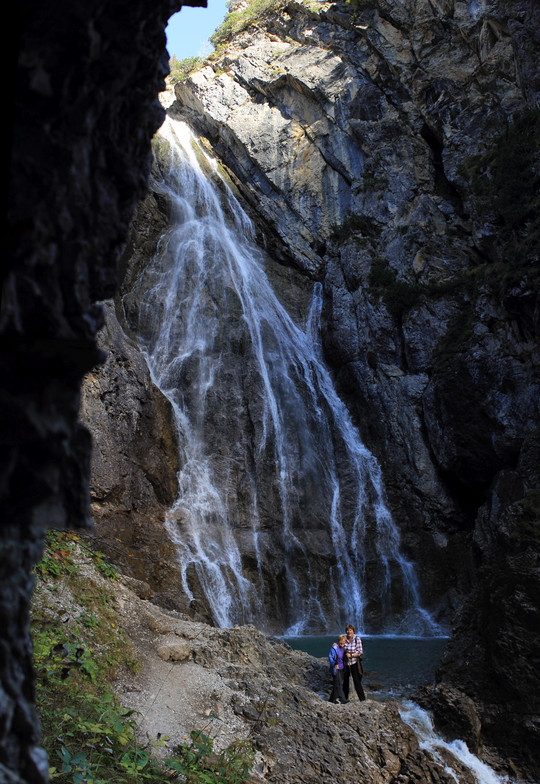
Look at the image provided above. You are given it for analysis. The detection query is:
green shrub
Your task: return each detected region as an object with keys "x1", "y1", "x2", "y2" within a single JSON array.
[
  {"x1": 368, "y1": 257, "x2": 423, "y2": 321},
  {"x1": 32, "y1": 532, "x2": 148, "y2": 783},
  {"x1": 384, "y1": 279, "x2": 424, "y2": 320},
  {"x1": 368, "y1": 256, "x2": 479, "y2": 357},
  {"x1": 466, "y1": 109, "x2": 540, "y2": 231},
  {"x1": 329, "y1": 212, "x2": 380, "y2": 243},
  {"x1": 432, "y1": 307, "x2": 475, "y2": 368},
  {"x1": 169, "y1": 55, "x2": 205, "y2": 84},
  {"x1": 368, "y1": 256, "x2": 395, "y2": 289},
  {"x1": 211, "y1": 0, "x2": 285, "y2": 47},
  {"x1": 165, "y1": 730, "x2": 255, "y2": 784},
  {"x1": 346, "y1": 0, "x2": 375, "y2": 8},
  {"x1": 513, "y1": 487, "x2": 540, "y2": 541}
]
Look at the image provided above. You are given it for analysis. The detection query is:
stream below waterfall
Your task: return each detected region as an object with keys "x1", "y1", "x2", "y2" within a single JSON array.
[
  {"x1": 399, "y1": 703, "x2": 520, "y2": 784},
  {"x1": 286, "y1": 635, "x2": 521, "y2": 784}
]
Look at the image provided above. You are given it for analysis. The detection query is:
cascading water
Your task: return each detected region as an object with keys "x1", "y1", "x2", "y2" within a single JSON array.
[
  {"x1": 399, "y1": 703, "x2": 515, "y2": 784},
  {"x1": 125, "y1": 115, "x2": 441, "y2": 636}
]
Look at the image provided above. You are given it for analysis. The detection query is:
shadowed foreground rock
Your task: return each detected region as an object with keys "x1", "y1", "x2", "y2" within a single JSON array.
[{"x1": 2, "y1": 0, "x2": 204, "y2": 780}]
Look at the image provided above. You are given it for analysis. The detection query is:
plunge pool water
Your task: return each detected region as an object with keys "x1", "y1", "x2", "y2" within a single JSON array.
[{"x1": 284, "y1": 635, "x2": 449, "y2": 698}]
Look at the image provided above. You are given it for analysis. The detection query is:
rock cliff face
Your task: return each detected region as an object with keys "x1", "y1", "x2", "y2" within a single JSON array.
[
  {"x1": 79, "y1": 301, "x2": 188, "y2": 610},
  {"x1": 94, "y1": 0, "x2": 538, "y2": 775}
]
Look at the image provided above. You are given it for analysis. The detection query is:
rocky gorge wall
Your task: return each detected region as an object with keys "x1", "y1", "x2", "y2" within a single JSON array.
[{"x1": 81, "y1": 0, "x2": 540, "y2": 775}]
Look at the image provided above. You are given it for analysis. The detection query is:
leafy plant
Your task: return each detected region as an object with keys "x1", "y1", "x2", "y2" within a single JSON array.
[
  {"x1": 511, "y1": 487, "x2": 540, "y2": 541},
  {"x1": 91, "y1": 551, "x2": 119, "y2": 580},
  {"x1": 329, "y1": 212, "x2": 380, "y2": 244},
  {"x1": 32, "y1": 532, "x2": 155, "y2": 783},
  {"x1": 368, "y1": 257, "x2": 424, "y2": 322},
  {"x1": 35, "y1": 531, "x2": 80, "y2": 579},
  {"x1": 347, "y1": 0, "x2": 375, "y2": 9},
  {"x1": 466, "y1": 109, "x2": 540, "y2": 232},
  {"x1": 165, "y1": 730, "x2": 254, "y2": 784},
  {"x1": 459, "y1": 108, "x2": 540, "y2": 296},
  {"x1": 368, "y1": 254, "x2": 480, "y2": 340},
  {"x1": 34, "y1": 636, "x2": 153, "y2": 782},
  {"x1": 169, "y1": 55, "x2": 205, "y2": 84},
  {"x1": 210, "y1": 0, "x2": 285, "y2": 47},
  {"x1": 432, "y1": 307, "x2": 475, "y2": 368}
]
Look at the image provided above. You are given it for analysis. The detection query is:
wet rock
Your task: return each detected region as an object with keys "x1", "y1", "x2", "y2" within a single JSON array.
[{"x1": 414, "y1": 684, "x2": 482, "y2": 753}]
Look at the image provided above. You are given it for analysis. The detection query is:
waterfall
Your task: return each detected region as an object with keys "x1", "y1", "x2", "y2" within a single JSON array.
[
  {"x1": 126, "y1": 115, "x2": 441, "y2": 636},
  {"x1": 399, "y1": 703, "x2": 515, "y2": 784}
]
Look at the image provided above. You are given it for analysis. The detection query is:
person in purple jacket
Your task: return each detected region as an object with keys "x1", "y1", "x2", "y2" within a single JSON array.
[{"x1": 328, "y1": 634, "x2": 348, "y2": 703}]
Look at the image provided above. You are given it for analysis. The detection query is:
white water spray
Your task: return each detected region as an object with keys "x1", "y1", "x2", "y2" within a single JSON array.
[
  {"x1": 400, "y1": 703, "x2": 516, "y2": 784},
  {"x1": 127, "y1": 116, "x2": 441, "y2": 635}
]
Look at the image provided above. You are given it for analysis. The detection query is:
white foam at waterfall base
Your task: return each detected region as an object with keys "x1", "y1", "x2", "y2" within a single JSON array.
[
  {"x1": 129, "y1": 114, "x2": 442, "y2": 636},
  {"x1": 400, "y1": 702, "x2": 516, "y2": 784}
]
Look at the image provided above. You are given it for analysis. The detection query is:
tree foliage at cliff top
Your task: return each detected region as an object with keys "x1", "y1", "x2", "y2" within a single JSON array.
[
  {"x1": 169, "y1": 55, "x2": 205, "y2": 84},
  {"x1": 210, "y1": 0, "x2": 286, "y2": 46}
]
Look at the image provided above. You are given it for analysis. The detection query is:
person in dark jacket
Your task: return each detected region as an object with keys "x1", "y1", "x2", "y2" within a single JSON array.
[
  {"x1": 343, "y1": 623, "x2": 366, "y2": 701},
  {"x1": 328, "y1": 634, "x2": 348, "y2": 703}
]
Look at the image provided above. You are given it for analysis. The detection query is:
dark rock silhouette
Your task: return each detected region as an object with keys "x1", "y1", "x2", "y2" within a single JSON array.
[{"x1": 3, "y1": 1, "x2": 204, "y2": 780}]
